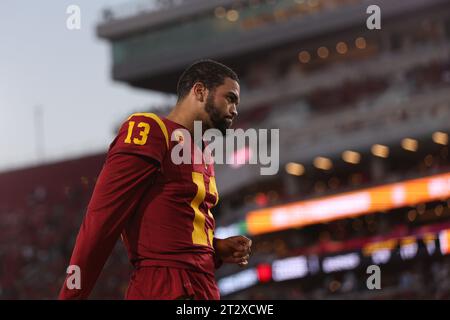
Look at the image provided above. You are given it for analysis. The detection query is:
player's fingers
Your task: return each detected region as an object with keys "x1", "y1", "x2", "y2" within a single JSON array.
[
  {"x1": 230, "y1": 255, "x2": 248, "y2": 263},
  {"x1": 233, "y1": 252, "x2": 250, "y2": 262},
  {"x1": 242, "y1": 239, "x2": 252, "y2": 253},
  {"x1": 238, "y1": 260, "x2": 249, "y2": 267},
  {"x1": 236, "y1": 245, "x2": 251, "y2": 256},
  {"x1": 236, "y1": 255, "x2": 250, "y2": 264},
  {"x1": 232, "y1": 244, "x2": 247, "y2": 254},
  {"x1": 235, "y1": 236, "x2": 251, "y2": 246},
  {"x1": 243, "y1": 238, "x2": 252, "y2": 249},
  {"x1": 240, "y1": 238, "x2": 252, "y2": 250},
  {"x1": 233, "y1": 251, "x2": 247, "y2": 258},
  {"x1": 230, "y1": 257, "x2": 242, "y2": 264}
]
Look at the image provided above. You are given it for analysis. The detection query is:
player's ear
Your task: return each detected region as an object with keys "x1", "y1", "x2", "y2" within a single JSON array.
[{"x1": 192, "y1": 82, "x2": 207, "y2": 103}]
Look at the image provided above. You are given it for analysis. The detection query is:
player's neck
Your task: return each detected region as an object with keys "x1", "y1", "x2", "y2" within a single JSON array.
[{"x1": 167, "y1": 105, "x2": 200, "y2": 136}]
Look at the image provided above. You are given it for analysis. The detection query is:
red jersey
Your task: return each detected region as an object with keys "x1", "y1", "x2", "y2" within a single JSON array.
[{"x1": 59, "y1": 113, "x2": 220, "y2": 299}]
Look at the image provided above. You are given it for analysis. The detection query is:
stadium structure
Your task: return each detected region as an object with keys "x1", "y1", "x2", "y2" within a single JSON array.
[{"x1": 1, "y1": 0, "x2": 450, "y2": 299}]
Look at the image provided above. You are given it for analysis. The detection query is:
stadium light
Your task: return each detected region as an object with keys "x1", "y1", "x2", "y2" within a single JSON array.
[
  {"x1": 214, "y1": 7, "x2": 226, "y2": 19},
  {"x1": 317, "y1": 46, "x2": 329, "y2": 59},
  {"x1": 433, "y1": 131, "x2": 448, "y2": 145},
  {"x1": 402, "y1": 138, "x2": 418, "y2": 152},
  {"x1": 371, "y1": 144, "x2": 389, "y2": 158},
  {"x1": 371, "y1": 249, "x2": 391, "y2": 265},
  {"x1": 416, "y1": 203, "x2": 426, "y2": 215},
  {"x1": 285, "y1": 162, "x2": 305, "y2": 176},
  {"x1": 218, "y1": 269, "x2": 258, "y2": 295},
  {"x1": 400, "y1": 237, "x2": 419, "y2": 260},
  {"x1": 434, "y1": 205, "x2": 444, "y2": 216},
  {"x1": 298, "y1": 50, "x2": 311, "y2": 63},
  {"x1": 226, "y1": 9, "x2": 239, "y2": 22},
  {"x1": 355, "y1": 37, "x2": 367, "y2": 49},
  {"x1": 407, "y1": 210, "x2": 417, "y2": 222},
  {"x1": 342, "y1": 150, "x2": 361, "y2": 164},
  {"x1": 272, "y1": 256, "x2": 309, "y2": 281},
  {"x1": 336, "y1": 41, "x2": 348, "y2": 54},
  {"x1": 322, "y1": 253, "x2": 360, "y2": 273},
  {"x1": 313, "y1": 157, "x2": 333, "y2": 170}
]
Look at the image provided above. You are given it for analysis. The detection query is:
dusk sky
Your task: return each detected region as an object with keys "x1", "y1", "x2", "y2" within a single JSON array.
[{"x1": 0, "y1": 0, "x2": 174, "y2": 172}]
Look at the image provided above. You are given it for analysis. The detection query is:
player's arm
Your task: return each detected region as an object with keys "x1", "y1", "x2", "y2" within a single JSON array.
[
  {"x1": 213, "y1": 237, "x2": 224, "y2": 269},
  {"x1": 59, "y1": 153, "x2": 159, "y2": 299},
  {"x1": 59, "y1": 114, "x2": 168, "y2": 299}
]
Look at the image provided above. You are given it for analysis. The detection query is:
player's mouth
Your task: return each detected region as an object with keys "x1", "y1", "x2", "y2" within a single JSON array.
[{"x1": 224, "y1": 116, "x2": 234, "y2": 126}]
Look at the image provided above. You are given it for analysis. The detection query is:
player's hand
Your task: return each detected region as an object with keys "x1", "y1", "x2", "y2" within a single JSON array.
[{"x1": 214, "y1": 236, "x2": 252, "y2": 267}]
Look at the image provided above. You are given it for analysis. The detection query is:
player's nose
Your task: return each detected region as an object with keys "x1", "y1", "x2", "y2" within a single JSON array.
[{"x1": 229, "y1": 105, "x2": 238, "y2": 118}]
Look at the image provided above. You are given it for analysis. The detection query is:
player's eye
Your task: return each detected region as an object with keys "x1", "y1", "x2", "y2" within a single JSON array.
[{"x1": 227, "y1": 95, "x2": 236, "y2": 104}]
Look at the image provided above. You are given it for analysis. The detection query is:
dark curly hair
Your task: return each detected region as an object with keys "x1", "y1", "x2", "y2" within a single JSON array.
[{"x1": 176, "y1": 59, "x2": 239, "y2": 102}]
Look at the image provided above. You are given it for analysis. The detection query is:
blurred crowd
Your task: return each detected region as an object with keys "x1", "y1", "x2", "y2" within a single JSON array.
[{"x1": 0, "y1": 155, "x2": 130, "y2": 299}]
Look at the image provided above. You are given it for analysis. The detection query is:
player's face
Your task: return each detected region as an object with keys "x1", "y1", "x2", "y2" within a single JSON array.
[{"x1": 204, "y1": 77, "x2": 240, "y2": 135}]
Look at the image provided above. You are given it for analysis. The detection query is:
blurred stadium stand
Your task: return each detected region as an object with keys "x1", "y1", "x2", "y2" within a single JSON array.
[
  {"x1": 1, "y1": 0, "x2": 450, "y2": 299},
  {"x1": 0, "y1": 155, "x2": 132, "y2": 298}
]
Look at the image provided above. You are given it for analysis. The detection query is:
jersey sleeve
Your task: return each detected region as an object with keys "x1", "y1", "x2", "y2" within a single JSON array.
[
  {"x1": 58, "y1": 152, "x2": 159, "y2": 299},
  {"x1": 109, "y1": 113, "x2": 170, "y2": 165}
]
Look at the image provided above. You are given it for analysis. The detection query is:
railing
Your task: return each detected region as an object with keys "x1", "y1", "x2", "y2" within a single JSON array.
[
  {"x1": 240, "y1": 42, "x2": 450, "y2": 112},
  {"x1": 107, "y1": 0, "x2": 365, "y2": 64},
  {"x1": 101, "y1": 0, "x2": 189, "y2": 22},
  {"x1": 280, "y1": 87, "x2": 450, "y2": 152}
]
